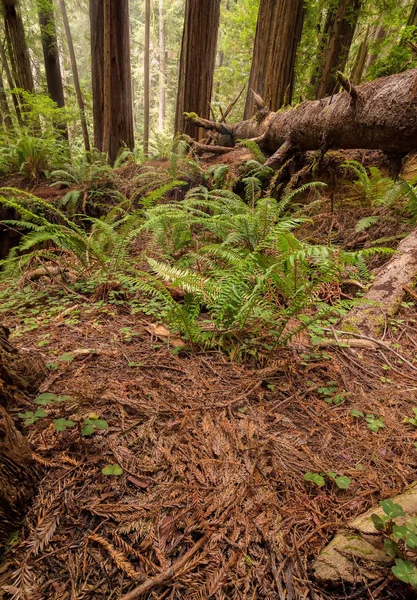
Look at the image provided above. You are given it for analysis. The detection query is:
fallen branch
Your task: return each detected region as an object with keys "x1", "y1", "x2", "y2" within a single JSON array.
[
  {"x1": 119, "y1": 534, "x2": 209, "y2": 600},
  {"x1": 322, "y1": 328, "x2": 417, "y2": 373}
]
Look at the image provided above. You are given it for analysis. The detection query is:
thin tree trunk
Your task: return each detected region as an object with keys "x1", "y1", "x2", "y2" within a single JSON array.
[
  {"x1": 244, "y1": 0, "x2": 305, "y2": 118},
  {"x1": 2, "y1": 0, "x2": 34, "y2": 92},
  {"x1": 0, "y1": 71, "x2": 12, "y2": 129},
  {"x1": 350, "y1": 25, "x2": 369, "y2": 85},
  {"x1": 158, "y1": 0, "x2": 166, "y2": 133},
  {"x1": 58, "y1": 0, "x2": 90, "y2": 154},
  {"x1": 408, "y1": 0, "x2": 417, "y2": 26},
  {"x1": 0, "y1": 40, "x2": 22, "y2": 124},
  {"x1": 144, "y1": 0, "x2": 150, "y2": 154},
  {"x1": 364, "y1": 26, "x2": 386, "y2": 75},
  {"x1": 315, "y1": 0, "x2": 362, "y2": 99},
  {"x1": 37, "y1": 0, "x2": 67, "y2": 138},
  {"x1": 174, "y1": 0, "x2": 221, "y2": 140},
  {"x1": 90, "y1": 0, "x2": 134, "y2": 163}
]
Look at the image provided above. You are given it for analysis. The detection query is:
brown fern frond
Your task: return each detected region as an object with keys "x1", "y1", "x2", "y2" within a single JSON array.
[{"x1": 88, "y1": 533, "x2": 139, "y2": 579}]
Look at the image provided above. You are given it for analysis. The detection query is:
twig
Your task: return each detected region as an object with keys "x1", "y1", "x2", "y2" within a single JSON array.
[
  {"x1": 118, "y1": 534, "x2": 209, "y2": 600},
  {"x1": 223, "y1": 83, "x2": 246, "y2": 121},
  {"x1": 336, "y1": 71, "x2": 358, "y2": 100},
  {"x1": 322, "y1": 328, "x2": 417, "y2": 373},
  {"x1": 404, "y1": 284, "x2": 417, "y2": 302}
]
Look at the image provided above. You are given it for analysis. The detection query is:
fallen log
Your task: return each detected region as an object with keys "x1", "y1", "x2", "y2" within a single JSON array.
[
  {"x1": 342, "y1": 228, "x2": 417, "y2": 337},
  {"x1": 187, "y1": 69, "x2": 417, "y2": 166},
  {"x1": 314, "y1": 482, "x2": 417, "y2": 585}
]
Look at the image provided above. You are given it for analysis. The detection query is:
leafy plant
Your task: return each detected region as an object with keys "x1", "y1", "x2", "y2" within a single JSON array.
[
  {"x1": 18, "y1": 409, "x2": 48, "y2": 425},
  {"x1": 405, "y1": 408, "x2": 417, "y2": 427},
  {"x1": 351, "y1": 410, "x2": 385, "y2": 432},
  {"x1": 371, "y1": 499, "x2": 417, "y2": 588},
  {"x1": 317, "y1": 382, "x2": 347, "y2": 405},
  {"x1": 102, "y1": 464, "x2": 124, "y2": 476},
  {"x1": 304, "y1": 471, "x2": 351, "y2": 489}
]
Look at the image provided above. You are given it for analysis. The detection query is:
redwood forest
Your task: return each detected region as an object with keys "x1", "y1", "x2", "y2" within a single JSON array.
[{"x1": 1, "y1": 0, "x2": 417, "y2": 598}]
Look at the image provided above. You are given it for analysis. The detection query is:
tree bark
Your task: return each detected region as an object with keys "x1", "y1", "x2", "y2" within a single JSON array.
[
  {"x1": 314, "y1": 0, "x2": 362, "y2": 99},
  {"x1": 408, "y1": 0, "x2": 417, "y2": 26},
  {"x1": 158, "y1": 0, "x2": 166, "y2": 133},
  {"x1": 0, "y1": 40, "x2": 22, "y2": 124},
  {"x1": 0, "y1": 326, "x2": 44, "y2": 551},
  {"x1": 244, "y1": 0, "x2": 305, "y2": 119},
  {"x1": 189, "y1": 68, "x2": 417, "y2": 158},
  {"x1": 90, "y1": 0, "x2": 134, "y2": 163},
  {"x1": 37, "y1": 0, "x2": 68, "y2": 138},
  {"x1": 0, "y1": 71, "x2": 12, "y2": 129},
  {"x1": 364, "y1": 25, "x2": 386, "y2": 75},
  {"x1": 350, "y1": 25, "x2": 369, "y2": 85},
  {"x1": 2, "y1": 0, "x2": 34, "y2": 92},
  {"x1": 174, "y1": 0, "x2": 221, "y2": 140},
  {"x1": 58, "y1": 0, "x2": 90, "y2": 154},
  {"x1": 144, "y1": 0, "x2": 150, "y2": 155},
  {"x1": 342, "y1": 228, "x2": 417, "y2": 336}
]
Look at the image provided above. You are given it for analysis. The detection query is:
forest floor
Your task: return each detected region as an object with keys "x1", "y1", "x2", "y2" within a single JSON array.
[{"x1": 1, "y1": 152, "x2": 417, "y2": 599}]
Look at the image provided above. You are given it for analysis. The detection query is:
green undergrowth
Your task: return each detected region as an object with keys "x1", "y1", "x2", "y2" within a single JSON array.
[{"x1": 1, "y1": 152, "x2": 415, "y2": 360}]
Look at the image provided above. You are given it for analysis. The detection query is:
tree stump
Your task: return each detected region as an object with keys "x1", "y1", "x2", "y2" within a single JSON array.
[{"x1": 0, "y1": 326, "x2": 44, "y2": 551}]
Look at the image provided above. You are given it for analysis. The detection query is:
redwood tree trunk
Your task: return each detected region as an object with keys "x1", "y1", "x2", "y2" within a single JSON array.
[
  {"x1": 38, "y1": 0, "x2": 68, "y2": 139},
  {"x1": 174, "y1": 0, "x2": 221, "y2": 140},
  {"x1": 143, "y1": 0, "x2": 150, "y2": 155},
  {"x1": 0, "y1": 72, "x2": 12, "y2": 129},
  {"x1": 58, "y1": 0, "x2": 90, "y2": 153},
  {"x1": 350, "y1": 25, "x2": 369, "y2": 85},
  {"x1": 244, "y1": 0, "x2": 305, "y2": 119},
  {"x1": 0, "y1": 40, "x2": 22, "y2": 124},
  {"x1": 158, "y1": 0, "x2": 166, "y2": 133},
  {"x1": 90, "y1": 0, "x2": 134, "y2": 163},
  {"x1": 315, "y1": 0, "x2": 362, "y2": 99},
  {"x1": 2, "y1": 0, "x2": 34, "y2": 92},
  {"x1": 38, "y1": 0, "x2": 65, "y2": 108},
  {"x1": 364, "y1": 25, "x2": 386, "y2": 76},
  {"x1": 408, "y1": 0, "x2": 417, "y2": 26}
]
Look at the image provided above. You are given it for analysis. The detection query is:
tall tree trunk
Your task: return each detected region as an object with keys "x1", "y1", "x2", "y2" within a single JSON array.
[
  {"x1": 315, "y1": 0, "x2": 362, "y2": 99},
  {"x1": 350, "y1": 25, "x2": 369, "y2": 84},
  {"x1": 408, "y1": 0, "x2": 417, "y2": 26},
  {"x1": 364, "y1": 26, "x2": 386, "y2": 75},
  {"x1": 0, "y1": 326, "x2": 44, "y2": 551},
  {"x1": 89, "y1": 0, "x2": 103, "y2": 152},
  {"x1": 2, "y1": 0, "x2": 34, "y2": 92},
  {"x1": 37, "y1": 0, "x2": 67, "y2": 138},
  {"x1": 90, "y1": 0, "x2": 134, "y2": 164},
  {"x1": 0, "y1": 71, "x2": 12, "y2": 129},
  {"x1": 0, "y1": 40, "x2": 22, "y2": 124},
  {"x1": 174, "y1": 0, "x2": 221, "y2": 140},
  {"x1": 244, "y1": 0, "x2": 305, "y2": 118},
  {"x1": 38, "y1": 0, "x2": 65, "y2": 107},
  {"x1": 144, "y1": 0, "x2": 150, "y2": 155},
  {"x1": 158, "y1": 0, "x2": 166, "y2": 133},
  {"x1": 58, "y1": 0, "x2": 90, "y2": 154}
]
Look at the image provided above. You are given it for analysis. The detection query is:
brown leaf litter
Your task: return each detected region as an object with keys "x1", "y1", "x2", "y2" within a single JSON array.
[{"x1": 1, "y1": 300, "x2": 417, "y2": 599}]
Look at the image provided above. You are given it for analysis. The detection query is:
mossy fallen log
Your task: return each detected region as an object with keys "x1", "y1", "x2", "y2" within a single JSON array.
[{"x1": 188, "y1": 69, "x2": 417, "y2": 166}]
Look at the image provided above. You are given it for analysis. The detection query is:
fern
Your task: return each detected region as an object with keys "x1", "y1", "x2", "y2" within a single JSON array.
[{"x1": 355, "y1": 216, "x2": 379, "y2": 233}]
